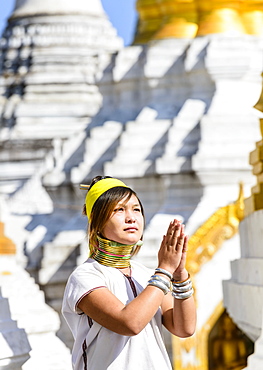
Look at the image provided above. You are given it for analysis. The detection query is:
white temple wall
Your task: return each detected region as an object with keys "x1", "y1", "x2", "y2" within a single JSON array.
[{"x1": 223, "y1": 210, "x2": 263, "y2": 342}]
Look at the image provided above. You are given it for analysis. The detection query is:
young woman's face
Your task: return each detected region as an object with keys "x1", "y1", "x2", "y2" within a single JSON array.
[{"x1": 102, "y1": 194, "x2": 144, "y2": 245}]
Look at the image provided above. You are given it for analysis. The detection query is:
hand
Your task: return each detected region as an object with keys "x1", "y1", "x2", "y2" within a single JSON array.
[{"x1": 157, "y1": 219, "x2": 188, "y2": 280}]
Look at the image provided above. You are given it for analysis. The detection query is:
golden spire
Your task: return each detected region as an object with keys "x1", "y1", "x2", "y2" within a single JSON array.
[
  {"x1": 244, "y1": 80, "x2": 263, "y2": 217},
  {"x1": 0, "y1": 222, "x2": 16, "y2": 255},
  {"x1": 241, "y1": 0, "x2": 263, "y2": 35},
  {"x1": 133, "y1": 0, "x2": 163, "y2": 44},
  {"x1": 196, "y1": 0, "x2": 246, "y2": 36}
]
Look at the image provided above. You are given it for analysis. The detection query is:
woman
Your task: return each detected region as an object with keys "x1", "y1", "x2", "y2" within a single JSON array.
[{"x1": 62, "y1": 176, "x2": 196, "y2": 370}]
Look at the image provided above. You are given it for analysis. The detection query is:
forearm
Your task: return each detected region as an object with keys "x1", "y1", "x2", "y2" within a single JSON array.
[
  {"x1": 172, "y1": 295, "x2": 196, "y2": 337},
  {"x1": 162, "y1": 268, "x2": 196, "y2": 337},
  {"x1": 78, "y1": 284, "x2": 166, "y2": 336},
  {"x1": 162, "y1": 294, "x2": 196, "y2": 337},
  {"x1": 121, "y1": 285, "x2": 165, "y2": 335}
]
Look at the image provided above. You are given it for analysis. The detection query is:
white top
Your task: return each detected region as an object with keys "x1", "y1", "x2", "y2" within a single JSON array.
[{"x1": 62, "y1": 259, "x2": 172, "y2": 370}]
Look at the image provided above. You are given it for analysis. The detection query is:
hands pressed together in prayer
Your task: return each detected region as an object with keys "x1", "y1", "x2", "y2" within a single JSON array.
[{"x1": 158, "y1": 219, "x2": 189, "y2": 282}]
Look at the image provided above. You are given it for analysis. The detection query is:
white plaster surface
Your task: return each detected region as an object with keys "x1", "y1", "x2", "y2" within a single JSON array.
[
  {"x1": 195, "y1": 235, "x2": 240, "y2": 331},
  {"x1": 12, "y1": 0, "x2": 105, "y2": 17},
  {"x1": 0, "y1": 257, "x2": 72, "y2": 370},
  {"x1": 244, "y1": 310, "x2": 263, "y2": 370},
  {"x1": 223, "y1": 211, "x2": 263, "y2": 342},
  {"x1": 0, "y1": 289, "x2": 31, "y2": 369}
]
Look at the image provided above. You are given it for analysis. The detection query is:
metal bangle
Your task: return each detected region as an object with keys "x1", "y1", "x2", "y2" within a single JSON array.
[
  {"x1": 172, "y1": 288, "x2": 194, "y2": 300},
  {"x1": 148, "y1": 279, "x2": 170, "y2": 295},
  {"x1": 172, "y1": 277, "x2": 191, "y2": 287},
  {"x1": 155, "y1": 268, "x2": 173, "y2": 281},
  {"x1": 151, "y1": 274, "x2": 171, "y2": 289},
  {"x1": 173, "y1": 281, "x2": 192, "y2": 293}
]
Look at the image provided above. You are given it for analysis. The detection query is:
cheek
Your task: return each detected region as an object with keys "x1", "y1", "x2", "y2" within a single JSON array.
[{"x1": 139, "y1": 216, "x2": 144, "y2": 230}]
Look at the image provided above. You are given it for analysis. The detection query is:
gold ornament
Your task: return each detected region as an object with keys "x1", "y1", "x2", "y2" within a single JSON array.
[
  {"x1": 241, "y1": 0, "x2": 263, "y2": 35},
  {"x1": 133, "y1": 0, "x2": 163, "y2": 44},
  {"x1": 153, "y1": 0, "x2": 198, "y2": 39},
  {"x1": 195, "y1": 0, "x2": 246, "y2": 36},
  {"x1": 0, "y1": 222, "x2": 16, "y2": 255}
]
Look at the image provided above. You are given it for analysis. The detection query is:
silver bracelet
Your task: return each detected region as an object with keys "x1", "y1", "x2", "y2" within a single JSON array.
[
  {"x1": 172, "y1": 288, "x2": 194, "y2": 300},
  {"x1": 172, "y1": 276, "x2": 191, "y2": 287},
  {"x1": 172, "y1": 281, "x2": 192, "y2": 293},
  {"x1": 151, "y1": 274, "x2": 171, "y2": 289},
  {"x1": 148, "y1": 279, "x2": 170, "y2": 295},
  {"x1": 155, "y1": 268, "x2": 173, "y2": 281}
]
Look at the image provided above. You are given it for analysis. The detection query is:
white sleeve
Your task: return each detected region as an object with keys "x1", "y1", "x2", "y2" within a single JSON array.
[{"x1": 65, "y1": 264, "x2": 107, "y2": 314}]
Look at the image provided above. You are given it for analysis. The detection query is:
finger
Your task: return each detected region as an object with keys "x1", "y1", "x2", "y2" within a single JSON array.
[
  {"x1": 170, "y1": 221, "x2": 181, "y2": 246},
  {"x1": 182, "y1": 235, "x2": 188, "y2": 252},
  {"x1": 175, "y1": 225, "x2": 184, "y2": 250},
  {"x1": 176, "y1": 233, "x2": 184, "y2": 251},
  {"x1": 159, "y1": 235, "x2": 166, "y2": 250},
  {"x1": 164, "y1": 220, "x2": 177, "y2": 246}
]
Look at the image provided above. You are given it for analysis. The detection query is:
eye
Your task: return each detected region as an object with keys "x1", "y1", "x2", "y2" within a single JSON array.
[
  {"x1": 114, "y1": 207, "x2": 124, "y2": 212},
  {"x1": 134, "y1": 207, "x2": 141, "y2": 212}
]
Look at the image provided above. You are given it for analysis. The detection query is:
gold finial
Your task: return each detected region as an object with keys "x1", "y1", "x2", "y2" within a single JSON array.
[{"x1": 0, "y1": 222, "x2": 16, "y2": 255}]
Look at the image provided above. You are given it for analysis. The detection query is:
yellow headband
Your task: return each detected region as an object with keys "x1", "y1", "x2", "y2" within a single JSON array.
[{"x1": 84, "y1": 178, "x2": 128, "y2": 219}]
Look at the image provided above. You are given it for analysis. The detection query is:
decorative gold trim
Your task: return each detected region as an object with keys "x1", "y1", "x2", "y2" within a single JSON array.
[
  {"x1": 152, "y1": 0, "x2": 198, "y2": 40},
  {"x1": 133, "y1": 0, "x2": 163, "y2": 44},
  {"x1": 186, "y1": 183, "x2": 244, "y2": 276},
  {"x1": 134, "y1": 0, "x2": 263, "y2": 42},
  {"x1": 244, "y1": 82, "x2": 263, "y2": 217}
]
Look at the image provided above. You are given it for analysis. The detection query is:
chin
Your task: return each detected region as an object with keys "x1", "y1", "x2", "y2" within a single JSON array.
[{"x1": 119, "y1": 237, "x2": 141, "y2": 245}]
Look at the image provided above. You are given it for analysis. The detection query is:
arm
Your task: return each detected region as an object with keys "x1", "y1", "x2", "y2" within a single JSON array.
[
  {"x1": 78, "y1": 220, "x2": 196, "y2": 337},
  {"x1": 78, "y1": 283, "x2": 165, "y2": 336}
]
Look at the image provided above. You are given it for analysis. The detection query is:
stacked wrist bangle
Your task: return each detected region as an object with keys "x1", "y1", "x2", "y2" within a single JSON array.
[
  {"x1": 147, "y1": 268, "x2": 194, "y2": 299},
  {"x1": 172, "y1": 274, "x2": 194, "y2": 299},
  {"x1": 155, "y1": 268, "x2": 173, "y2": 280},
  {"x1": 147, "y1": 276, "x2": 170, "y2": 295}
]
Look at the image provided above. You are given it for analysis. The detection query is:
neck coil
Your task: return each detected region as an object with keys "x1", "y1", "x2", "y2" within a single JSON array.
[{"x1": 91, "y1": 234, "x2": 135, "y2": 268}]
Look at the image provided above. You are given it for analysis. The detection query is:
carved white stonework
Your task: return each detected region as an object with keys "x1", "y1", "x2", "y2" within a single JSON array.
[
  {"x1": 71, "y1": 121, "x2": 123, "y2": 184},
  {"x1": 223, "y1": 210, "x2": 263, "y2": 342},
  {"x1": 191, "y1": 37, "x2": 262, "y2": 173},
  {"x1": 0, "y1": 254, "x2": 72, "y2": 370},
  {"x1": 0, "y1": 0, "x2": 122, "y2": 191},
  {"x1": 12, "y1": 0, "x2": 105, "y2": 18},
  {"x1": 244, "y1": 309, "x2": 263, "y2": 370},
  {"x1": 95, "y1": 36, "x2": 262, "y2": 181},
  {"x1": 104, "y1": 111, "x2": 171, "y2": 178},
  {"x1": 0, "y1": 288, "x2": 31, "y2": 369},
  {"x1": 156, "y1": 99, "x2": 206, "y2": 174}
]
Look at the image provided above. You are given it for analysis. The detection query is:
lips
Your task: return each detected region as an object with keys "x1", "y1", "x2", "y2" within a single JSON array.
[{"x1": 124, "y1": 227, "x2": 138, "y2": 232}]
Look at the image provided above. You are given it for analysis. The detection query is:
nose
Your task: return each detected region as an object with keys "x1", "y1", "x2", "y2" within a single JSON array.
[{"x1": 125, "y1": 210, "x2": 136, "y2": 223}]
